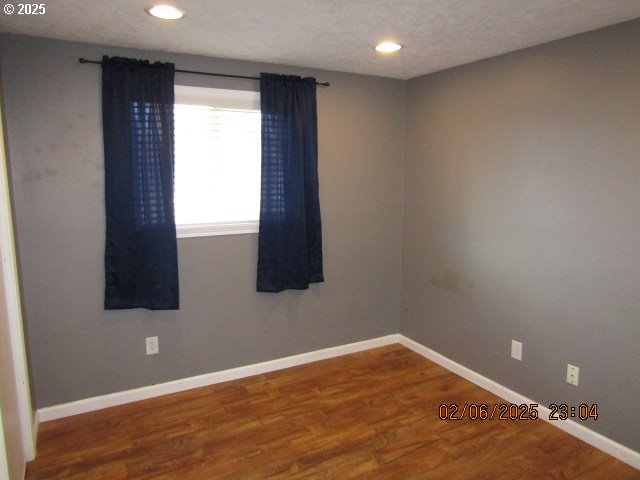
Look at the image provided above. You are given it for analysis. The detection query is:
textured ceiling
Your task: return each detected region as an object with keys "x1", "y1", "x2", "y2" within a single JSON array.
[{"x1": 1, "y1": 1, "x2": 639, "y2": 79}]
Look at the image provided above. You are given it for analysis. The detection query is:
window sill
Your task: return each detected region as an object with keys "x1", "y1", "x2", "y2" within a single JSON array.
[{"x1": 176, "y1": 221, "x2": 259, "y2": 238}]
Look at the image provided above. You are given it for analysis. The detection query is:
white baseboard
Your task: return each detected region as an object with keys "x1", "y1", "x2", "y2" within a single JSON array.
[
  {"x1": 397, "y1": 335, "x2": 640, "y2": 470},
  {"x1": 37, "y1": 334, "x2": 401, "y2": 423},
  {"x1": 35, "y1": 332, "x2": 638, "y2": 471}
]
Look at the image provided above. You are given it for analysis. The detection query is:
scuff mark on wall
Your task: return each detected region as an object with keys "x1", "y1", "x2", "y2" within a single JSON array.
[
  {"x1": 430, "y1": 269, "x2": 475, "y2": 298},
  {"x1": 23, "y1": 167, "x2": 58, "y2": 183}
]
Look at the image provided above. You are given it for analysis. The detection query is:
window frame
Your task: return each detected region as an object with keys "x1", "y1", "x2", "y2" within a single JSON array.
[
  {"x1": 173, "y1": 85, "x2": 261, "y2": 239},
  {"x1": 176, "y1": 221, "x2": 258, "y2": 238}
]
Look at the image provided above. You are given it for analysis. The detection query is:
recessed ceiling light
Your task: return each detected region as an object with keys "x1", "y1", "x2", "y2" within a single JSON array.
[
  {"x1": 146, "y1": 4, "x2": 185, "y2": 20},
  {"x1": 375, "y1": 42, "x2": 402, "y2": 53}
]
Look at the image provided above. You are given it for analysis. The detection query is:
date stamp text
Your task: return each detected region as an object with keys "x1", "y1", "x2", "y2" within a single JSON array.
[{"x1": 439, "y1": 403, "x2": 598, "y2": 421}]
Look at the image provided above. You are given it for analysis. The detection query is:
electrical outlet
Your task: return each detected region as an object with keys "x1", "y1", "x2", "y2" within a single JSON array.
[
  {"x1": 567, "y1": 364, "x2": 579, "y2": 386},
  {"x1": 146, "y1": 336, "x2": 159, "y2": 355},
  {"x1": 511, "y1": 340, "x2": 522, "y2": 361}
]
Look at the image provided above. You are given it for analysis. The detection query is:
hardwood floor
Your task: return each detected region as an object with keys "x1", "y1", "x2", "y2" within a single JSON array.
[{"x1": 26, "y1": 345, "x2": 639, "y2": 479}]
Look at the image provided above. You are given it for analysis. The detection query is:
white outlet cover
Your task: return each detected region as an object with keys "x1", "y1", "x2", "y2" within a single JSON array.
[
  {"x1": 567, "y1": 364, "x2": 579, "y2": 386},
  {"x1": 146, "y1": 336, "x2": 159, "y2": 355},
  {"x1": 511, "y1": 340, "x2": 523, "y2": 361}
]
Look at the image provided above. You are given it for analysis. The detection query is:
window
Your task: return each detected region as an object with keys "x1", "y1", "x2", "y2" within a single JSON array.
[{"x1": 174, "y1": 85, "x2": 261, "y2": 237}]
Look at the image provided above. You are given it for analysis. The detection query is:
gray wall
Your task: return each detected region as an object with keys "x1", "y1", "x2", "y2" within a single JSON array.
[
  {"x1": 0, "y1": 34, "x2": 405, "y2": 408},
  {"x1": 402, "y1": 19, "x2": 640, "y2": 450}
]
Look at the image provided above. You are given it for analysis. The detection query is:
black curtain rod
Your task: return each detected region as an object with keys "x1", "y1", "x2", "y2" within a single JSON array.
[{"x1": 78, "y1": 58, "x2": 330, "y2": 87}]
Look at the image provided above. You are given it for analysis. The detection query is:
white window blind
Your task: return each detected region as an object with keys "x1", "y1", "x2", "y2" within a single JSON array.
[{"x1": 174, "y1": 85, "x2": 261, "y2": 237}]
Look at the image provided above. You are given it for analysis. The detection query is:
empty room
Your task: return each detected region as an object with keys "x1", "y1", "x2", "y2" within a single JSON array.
[{"x1": 0, "y1": 1, "x2": 639, "y2": 478}]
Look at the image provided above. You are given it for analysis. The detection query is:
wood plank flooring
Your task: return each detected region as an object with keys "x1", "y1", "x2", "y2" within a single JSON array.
[{"x1": 26, "y1": 345, "x2": 639, "y2": 479}]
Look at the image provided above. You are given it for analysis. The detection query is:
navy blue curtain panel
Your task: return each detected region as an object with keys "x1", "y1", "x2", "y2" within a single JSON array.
[
  {"x1": 257, "y1": 73, "x2": 324, "y2": 292},
  {"x1": 102, "y1": 56, "x2": 179, "y2": 309}
]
